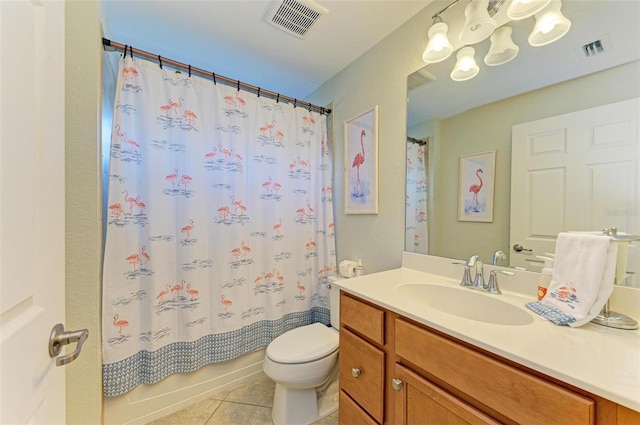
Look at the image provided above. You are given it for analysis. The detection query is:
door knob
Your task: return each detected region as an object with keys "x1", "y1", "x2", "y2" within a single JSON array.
[
  {"x1": 513, "y1": 244, "x2": 532, "y2": 252},
  {"x1": 49, "y1": 323, "x2": 89, "y2": 366}
]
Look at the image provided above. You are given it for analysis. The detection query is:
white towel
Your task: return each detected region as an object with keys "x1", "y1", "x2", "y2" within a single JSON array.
[{"x1": 527, "y1": 232, "x2": 617, "y2": 327}]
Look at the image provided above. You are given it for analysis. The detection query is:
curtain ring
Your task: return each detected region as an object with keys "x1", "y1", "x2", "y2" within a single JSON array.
[
  {"x1": 122, "y1": 45, "x2": 128, "y2": 58},
  {"x1": 128, "y1": 45, "x2": 133, "y2": 59},
  {"x1": 237, "y1": 80, "x2": 240, "y2": 92},
  {"x1": 276, "y1": 93, "x2": 280, "y2": 103},
  {"x1": 212, "y1": 72, "x2": 216, "y2": 85},
  {"x1": 257, "y1": 87, "x2": 261, "y2": 98},
  {"x1": 188, "y1": 64, "x2": 191, "y2": 77},
  {"x1": 293, "y1": 99, "x2": 297, "y2": 108},
  {"x1": 308, "y1": 103, "x2": 312, "y2": 112},
  {"x1": 158, "y1": 55, "x2": 163, "y2": 69}
]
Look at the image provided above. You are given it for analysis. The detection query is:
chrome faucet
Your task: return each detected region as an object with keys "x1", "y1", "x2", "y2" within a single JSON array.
[
  {"x1": 491, "y1": 250, "x2": 507, "y2": 265},
  {"x1": 485, "y1": 270, "x2": 501, "y2": 294},
  {"x1": 485, "y1": 270, "x2": 515, "y2": 294},
  {"x1": 460, "y1": 255, "x2": 479, "y2": 287},
  {"x1": 472, "y1": 260, "x2": 485, "y2": 289}
]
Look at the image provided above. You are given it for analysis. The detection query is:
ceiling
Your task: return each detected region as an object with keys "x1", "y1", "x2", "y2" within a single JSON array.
[
  {"x1": 99, "y1": 0, "x2": 431, "y2": 100},
  {"x1": 407, "y1": 0, "x2": 640, "y2": 125}
]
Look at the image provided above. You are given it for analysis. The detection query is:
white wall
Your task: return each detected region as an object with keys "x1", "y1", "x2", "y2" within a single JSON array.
[
  {"x1": 66, "y1": 2, "x2": 103, "y2": 423},
  {"x1": 307, "y1": 6, "x2": 431, "y2": 273}
]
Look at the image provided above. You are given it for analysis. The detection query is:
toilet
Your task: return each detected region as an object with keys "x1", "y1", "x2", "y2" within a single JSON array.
[{"x1": 263, "y1": 276, "x2": 342, "y2": 425}]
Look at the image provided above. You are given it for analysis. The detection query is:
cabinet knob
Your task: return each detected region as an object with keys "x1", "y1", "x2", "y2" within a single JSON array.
[
  {"x1": 392, "y1": 378, "x2": 403, "y2": 391},
  {"x1": 351, "y1": 368, "x2": 361, "y2": 378}
]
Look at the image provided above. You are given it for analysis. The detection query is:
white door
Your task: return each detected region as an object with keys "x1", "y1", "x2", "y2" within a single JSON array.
[
  {"x1": 0, "y1": 1, "x2": 67, "y2": 423},
  {"x1": 510, "y1": 98, "x2": 639, "y2": 286}
]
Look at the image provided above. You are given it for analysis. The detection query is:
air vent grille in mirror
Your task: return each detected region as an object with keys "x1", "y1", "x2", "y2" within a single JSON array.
[{"x1": 264, "y1": 0, "x2": 329, "y2": 39}]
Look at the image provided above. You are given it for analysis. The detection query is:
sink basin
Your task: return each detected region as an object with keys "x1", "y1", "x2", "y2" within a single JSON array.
[{"x1": 396, "y1": 283, "x2": 534, "y2": 326}]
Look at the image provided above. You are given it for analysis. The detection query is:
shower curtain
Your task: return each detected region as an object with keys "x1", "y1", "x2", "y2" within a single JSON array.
[
  {"x1": 102, "y1": 56, "x2": 336, "y2": 397},
  {"x1": 405, "y1": 140, "x2": 428, "y2": 253}
]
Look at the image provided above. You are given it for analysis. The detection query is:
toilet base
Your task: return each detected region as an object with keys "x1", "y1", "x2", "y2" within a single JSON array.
[{"x1": 271, "y1": 377, "x2": 339, "y2": 425}]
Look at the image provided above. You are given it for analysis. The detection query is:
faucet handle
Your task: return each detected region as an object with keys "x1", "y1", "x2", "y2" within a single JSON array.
[
  {"x1": 486, "y1": 270, "x2": 501, "y2": 294},
  {"x1": 473, "y1": 260, "x2": 485, "y2": 289},
  {"x1": 460, "y1": 265, "x2": 474, "y2": 287}
]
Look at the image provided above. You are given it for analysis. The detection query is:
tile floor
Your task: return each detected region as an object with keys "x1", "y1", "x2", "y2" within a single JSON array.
[{"x1": 148, "y1": 374, "x2": 339, "y2": 425}]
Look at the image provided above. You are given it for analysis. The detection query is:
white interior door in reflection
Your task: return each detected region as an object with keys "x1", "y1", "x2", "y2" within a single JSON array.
[{"x1": 510, "y1": 98, "x2": 639, "y2": 287}]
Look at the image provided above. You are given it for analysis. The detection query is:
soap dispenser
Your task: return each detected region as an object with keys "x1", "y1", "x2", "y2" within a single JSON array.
[{"x1": 536, "y1": 255, "x2": 554, "y2": 300}]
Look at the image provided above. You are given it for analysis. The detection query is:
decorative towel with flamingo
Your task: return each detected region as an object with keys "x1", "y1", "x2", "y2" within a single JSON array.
[{"x1": 102, "y1": 56, "x2": 336, "y2": 397}]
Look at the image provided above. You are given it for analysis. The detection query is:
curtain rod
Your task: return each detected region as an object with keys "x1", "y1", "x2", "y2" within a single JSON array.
[
  {"x1": 102, "y1": 38, "x2": 331, "y2": 116},
  {"x1": 407, "y1": 136, "x2": 429, "y2": 145}
]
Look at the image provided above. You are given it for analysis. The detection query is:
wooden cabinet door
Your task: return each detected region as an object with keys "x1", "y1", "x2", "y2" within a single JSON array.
[
  {"x1": 339, "y1": 390, "x2": 379, "y2": 425},
  {"x1": 393, "y1": 364, "x2": 501, "y2": 425}
]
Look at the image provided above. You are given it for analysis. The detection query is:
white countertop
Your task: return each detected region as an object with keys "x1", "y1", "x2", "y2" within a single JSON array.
[{"x1": 333, "y1": 253, "x2": 640, "y2": 412}]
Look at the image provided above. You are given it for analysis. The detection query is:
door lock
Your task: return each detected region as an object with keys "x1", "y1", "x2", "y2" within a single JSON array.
[{"x1": 48, "y1": 324, "x2": 89, "y2": 366}]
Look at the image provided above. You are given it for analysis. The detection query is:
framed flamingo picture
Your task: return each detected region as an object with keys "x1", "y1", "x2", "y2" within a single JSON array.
[
  {"x1": 458, "y1": 150, "x2": 495, "y2": 222},
  {"x1": 345, "y1": 106, "x2": 379, "y2": 214}
]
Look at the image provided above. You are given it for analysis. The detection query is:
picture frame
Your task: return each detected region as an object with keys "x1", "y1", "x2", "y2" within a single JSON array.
[
  {"x1": 458, "y1": 150, "x2": 495, "y2": 222},
  {"x1": 345, "y1": 105, "x2": 379, "y2": 214}
]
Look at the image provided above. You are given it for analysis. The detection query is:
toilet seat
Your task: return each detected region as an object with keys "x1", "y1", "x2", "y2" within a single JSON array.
[{"x1": 267, "y1": 323, "x2": 338, "y2": 364}]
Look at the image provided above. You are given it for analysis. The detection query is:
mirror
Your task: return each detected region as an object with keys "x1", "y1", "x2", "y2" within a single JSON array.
[{"x1": 406, "y1": 0, "x2": 640, "y2": 287}]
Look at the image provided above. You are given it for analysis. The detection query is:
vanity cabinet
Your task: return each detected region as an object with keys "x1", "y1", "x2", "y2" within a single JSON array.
[{"x1": 339, "y1": 291, "x2": 640, "y2": 425}]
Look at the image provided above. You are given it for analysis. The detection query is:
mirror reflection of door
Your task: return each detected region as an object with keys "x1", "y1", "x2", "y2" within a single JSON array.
[
  {"x1": 510, "y1": 98, "x2": 639, "y2": 286},
  {"x1": 406, "y1": 137, "x2": 429, "y2": 254}
]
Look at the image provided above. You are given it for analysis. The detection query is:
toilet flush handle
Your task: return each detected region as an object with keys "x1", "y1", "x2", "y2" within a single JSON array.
[{"x1": 351, "y1": 368, "x2": 361, "y2": 378}]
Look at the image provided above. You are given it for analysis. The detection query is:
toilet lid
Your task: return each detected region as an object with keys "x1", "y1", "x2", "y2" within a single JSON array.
[{"x1": 267, "y1": 323, "x2": 338, "y2": 364}]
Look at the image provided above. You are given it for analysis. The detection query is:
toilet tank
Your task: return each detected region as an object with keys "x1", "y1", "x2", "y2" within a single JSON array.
[{"x1": 327, "y1": 275, "x2": 344, "y2": 330}]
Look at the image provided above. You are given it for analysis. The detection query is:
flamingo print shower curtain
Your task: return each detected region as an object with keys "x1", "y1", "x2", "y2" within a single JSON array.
[
  {"x1": 405, "y1": 141, "x2": 428, "y2": 253},
  {"x1": 102, "y1": 56, "x2": 336, "y2": 397}
]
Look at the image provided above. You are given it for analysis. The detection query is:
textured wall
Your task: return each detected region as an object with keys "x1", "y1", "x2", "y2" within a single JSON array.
[
  {"x1": 65, "y1": 1, "x2": 103, "y2": 424},
  {"x1": 307, "y1": 5, "x2": 432, "y2": 273}
]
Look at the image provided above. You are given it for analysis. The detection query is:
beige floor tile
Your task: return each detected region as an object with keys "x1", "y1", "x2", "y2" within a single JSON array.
[
  {"x1": 206, "y1": 401, "x2": 273, "y2": 425},
  {"x1": 224, "y1": 375, "x2": 276, "y2": 407},
  {"x1": 148, "y1": 398, "x2": 222, "y2": 425},
  {"x1": 312, "y1": 410, "x2": 339, "y2": 425}
]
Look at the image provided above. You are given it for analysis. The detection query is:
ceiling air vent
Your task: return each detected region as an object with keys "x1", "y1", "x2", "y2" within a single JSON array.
[
  {"x1": 264, "y1": 0, "x2": 329, "y2": 39},
  {"x1": 581, "y1": 39, "x2": 605, "y2": 58}
]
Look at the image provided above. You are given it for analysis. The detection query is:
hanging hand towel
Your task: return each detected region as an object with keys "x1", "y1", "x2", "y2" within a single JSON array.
[{"x1": 526, "y1": 232, "x2": 617, "y2": 327}]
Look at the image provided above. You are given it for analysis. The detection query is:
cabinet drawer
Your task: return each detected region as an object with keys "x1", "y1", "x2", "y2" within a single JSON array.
[
  {"x1": 396, "y1": 318, "x2": 595, "y2": 425},
  {"x1": 340, "y1": 328, "x2": 385, "y2": 423},
  {"x1": 339, "y1": 390, "x2": 379, "y2": 425},
  {"x1": 340, "y1": 292, "x2": 385, "y2": 345}
]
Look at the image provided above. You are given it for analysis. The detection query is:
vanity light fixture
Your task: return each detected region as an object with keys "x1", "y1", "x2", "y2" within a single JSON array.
[
  {"x1": 422, "y1": 19, "x2": 454, "y2": 63},
  {"x1": 528, "y1": 0, "x2": 571, "y2": 47},
  {"x1": 422, "y1": 0, "x2": 571, "y2": 81},
  {"x1": 450, "y1": 46, "x2": 480, "y2": 81},
  {"x1": 485, "y1": 25, "x2": 519, "y2": 65},
  {"x1": 507, "y1": 0, "x2": 551, "y2": 20},
  {"x1": 459, "y1": 0, "x2": 496, "y2": 45}
]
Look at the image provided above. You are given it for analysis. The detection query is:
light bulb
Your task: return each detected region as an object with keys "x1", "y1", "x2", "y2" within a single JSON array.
[{"x1": 422, "y1": 22, "x2": 453, "y2": 63}]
